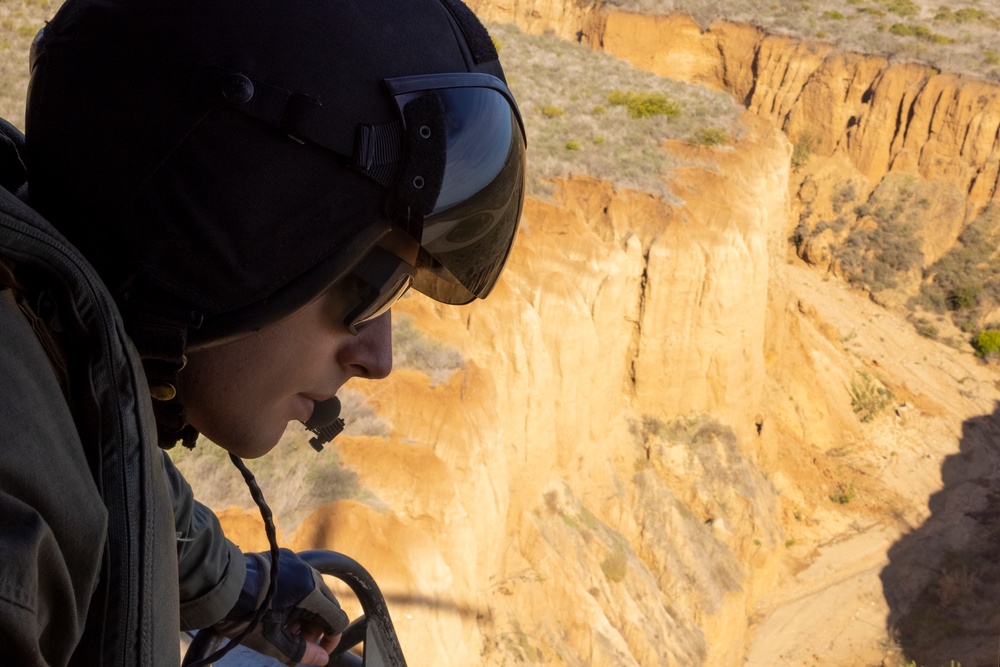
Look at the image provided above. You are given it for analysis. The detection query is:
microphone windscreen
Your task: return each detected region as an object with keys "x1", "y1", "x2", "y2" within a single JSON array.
[{"x1": 304, "y1": 396, "x2": 342, "y2": 430}]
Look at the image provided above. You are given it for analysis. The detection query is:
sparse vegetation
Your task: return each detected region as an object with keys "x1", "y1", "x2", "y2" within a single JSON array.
[
  {"x1": 606, "y1": 89, "x2": 682, "y2": 119},
  {"x1": 913, "y1": 207, "x2": 1000, "y2": 330},
  {"x1": 693, "y1": 127, "x2": 730, "y2": 146},
  {"x1": 888, "y1": 23, "x2": 955, "y2": 43},
  {"x1": 540, "y1": 104, "x2": 565, "y2": 118},
  {"x1": 600, "y1": 550, "x2": 628, "y2": 583},
  {"x1": 797, "y1": 175, "x2": 932, "y2": 296},
  {"x1": 168, "y1": 390, "x2": 385, "y2": 529},
  {"x1": 791, "y1": 135, "x2": 815, "y2": 170},
  {"x1": 973, "y1": 329, "x2": 1000, "y2": 360},
  {"x1": 489, "y1": 22, "x2": 742, "y2": 198},
  {"x1": 392, "y1": 313, "x2": 465, "y2": 384},
  {"x1": 604, "y1": 0, "x2": 1000, "y2": 82},
  {"x1": 850, "y1": 370, "x2": 893, "y2": 422},
  {"x1": 830, "y1": 182, "x2": 857, "y2": 214},
  {"x1": 909, "y1": 316, "x2": 939, "y2": 340},
  {"x1": 830, "y1": 482, "x2": 856, "y2": 504},
  {"x1": 0, "y1": 1, "x2": 53, "y2": 130}
]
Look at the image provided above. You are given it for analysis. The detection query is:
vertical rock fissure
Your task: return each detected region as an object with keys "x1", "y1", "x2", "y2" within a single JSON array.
[
  {"x1": 900, "y1": 80, "x2": 927, "y2": 148},
  {"x1": 924, "y1": 88, "x2": 947, "y2": 142},
  {"x1": 629, "y1": 244, "x2": 653, "y2": 390},
  {"x1": 743, "y1": 42, "x2": 762, "y2": 108}
]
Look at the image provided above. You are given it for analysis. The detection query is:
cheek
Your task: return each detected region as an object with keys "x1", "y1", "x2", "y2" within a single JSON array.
[{"x1": 182, "y1": 336, "x2": 287, "y2": 420}]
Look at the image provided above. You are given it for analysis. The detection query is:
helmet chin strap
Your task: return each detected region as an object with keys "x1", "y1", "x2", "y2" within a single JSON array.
[
  {"x1": 302, "y1": 397, "x2": 345, "y2": 452},
  {"x1": 119, "y1": 280, "x2": 205, "y2": 449}
]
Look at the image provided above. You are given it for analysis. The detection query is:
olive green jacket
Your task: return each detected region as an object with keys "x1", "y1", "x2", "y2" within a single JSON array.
[{"x1": 0, "y1": 177, "x2": 245, "y2": 665}]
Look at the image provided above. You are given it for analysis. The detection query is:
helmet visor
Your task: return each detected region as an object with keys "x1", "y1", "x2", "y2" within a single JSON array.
[{"x1": 385, "y1": 73, "x2": 526, "y2": 305}]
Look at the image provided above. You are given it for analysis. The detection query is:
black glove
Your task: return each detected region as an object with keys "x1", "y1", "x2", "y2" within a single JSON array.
[{"x1": 215, "y1": 548, "x2": 350, "y2": 665}]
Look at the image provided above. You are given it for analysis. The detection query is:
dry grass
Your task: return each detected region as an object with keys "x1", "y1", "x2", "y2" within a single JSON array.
[
  {"x1": 0, "y1": 0, "x2": 55, "y2": 130},
  {"x1": 491, "y1": 22, "x2": 744, "y2": 199},
  {"x1": 169, "y1": 387, "x2": 388, "y2": 530},
  {"x1": 607, "y1": 0, "x2": 1000, "y2": 82},
  {"x1": 392, "y1": 313, "x2": 465, "y2": 385}
]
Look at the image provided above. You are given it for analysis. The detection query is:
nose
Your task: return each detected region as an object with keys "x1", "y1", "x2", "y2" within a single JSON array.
[{"x1": 338, "y1": 310, "x2": 393, "y2": 379}]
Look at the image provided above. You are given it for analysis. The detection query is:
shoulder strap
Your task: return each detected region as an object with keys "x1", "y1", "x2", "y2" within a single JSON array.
[
  {"x1": 0, "y1": 117, "x2": 26, "y2": 195},
  {"x1": 0, "y1": 173, "x2": 161, "y2": 666}
]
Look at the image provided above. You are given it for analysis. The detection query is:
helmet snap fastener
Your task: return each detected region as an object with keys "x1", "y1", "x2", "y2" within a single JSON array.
[
  {"x1": 419, "y1": 125, "x2": 431, "y2": 139},
  {"x1": 222, "y1": 74, "x2": 254, "y2": 105},
  {"x1": 150, "y1": 382, "x2": 178, "y2": 401},
  {"x1": 412, "y1": 176, "x2": 425, "y2": 189}
]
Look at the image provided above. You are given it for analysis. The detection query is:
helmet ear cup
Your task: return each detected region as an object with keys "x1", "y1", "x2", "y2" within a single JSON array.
[{"x1": 393, "y1": 93, "x2": 447, "y2": 217}]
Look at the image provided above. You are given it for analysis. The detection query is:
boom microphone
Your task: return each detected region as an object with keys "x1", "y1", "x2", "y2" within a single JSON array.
[{"x1": 302, "y1": 397, "x2": 345, "y2": 452}]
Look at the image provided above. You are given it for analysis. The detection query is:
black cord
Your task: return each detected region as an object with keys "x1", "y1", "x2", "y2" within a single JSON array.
[{"x1": 184, "y1": 454, "x2": 281, "y2": 667}]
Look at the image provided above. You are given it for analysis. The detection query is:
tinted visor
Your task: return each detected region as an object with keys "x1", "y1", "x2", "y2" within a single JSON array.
[{"x1": 386, "y1": 73, "x2": 526, "y2": 305}]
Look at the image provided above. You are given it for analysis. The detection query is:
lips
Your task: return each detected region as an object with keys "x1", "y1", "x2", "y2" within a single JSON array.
[
  {"x1": 297, "y1": 392, "x2": 342, "y2": 424},
  {"x1": 295, "y1": 394, "x2": 317, "y2": 422}
]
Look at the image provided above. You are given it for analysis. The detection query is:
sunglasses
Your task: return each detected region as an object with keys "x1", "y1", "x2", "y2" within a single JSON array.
[{"x1": 341, "y1": 245, "x2": 415, "y2": 334}]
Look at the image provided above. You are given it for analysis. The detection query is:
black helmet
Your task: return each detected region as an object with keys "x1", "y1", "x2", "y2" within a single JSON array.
[{"x1": 25, "y1": 0, "x2": 525, "y2": 445}]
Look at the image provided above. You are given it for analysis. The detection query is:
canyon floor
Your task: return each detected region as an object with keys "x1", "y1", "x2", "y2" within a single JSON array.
[{"x1": 747, "y1": 260, "x2": 1000, "y2": 667}]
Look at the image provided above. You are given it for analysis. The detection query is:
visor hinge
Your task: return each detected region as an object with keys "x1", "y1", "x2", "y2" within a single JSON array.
[{"x1": 354, "y1": 122, "x2": 402, "y2": 188}]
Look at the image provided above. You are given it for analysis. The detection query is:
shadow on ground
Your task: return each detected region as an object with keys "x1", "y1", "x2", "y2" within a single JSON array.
[{"x1": 882, "y1": 401, "x2": 1000, "y2": 667}]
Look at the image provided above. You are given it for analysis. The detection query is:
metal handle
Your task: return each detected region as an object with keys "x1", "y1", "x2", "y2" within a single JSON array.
[{"x1": 182, "y1": 550, "x2": 407, "y2": 667}]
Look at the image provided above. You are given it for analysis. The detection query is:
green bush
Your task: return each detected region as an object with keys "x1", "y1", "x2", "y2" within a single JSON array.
[
  {"x1": 791, "y1": 135, "x2": 814, "y2": 169},
  {"x1": 850, "y1": 371, "x2": 893, "y2": 423},
  {"x1": 936, "y1": 7, "x2": 990, "y2": 23},
  {"x1": 881, "y1": 0, "x2": 919, "y2": 17},
  {"x1": 540, "y1": 104, "x2": 565, "y2": 118},
  {"x1": 607, "y1": 89, "x2": 681, "y2": 119},
  {"x1": 889, "y1": 23, "x2": 955, "y2": 43},
  {"x1": 948, "y1": 284, "x2": 981, "y2": 310},
  {"x1": 830, "y1": 483, "x2": 856, "y2": 504},
  {"x1": 600, "y1": 550, "x2": 627, "y2": 583},
  {"x1": 693, "y1": 127, "x2": 729, "y2": 146},
  {"x1": 565, "y1": 140, "x2": 580, "y2": 150},
  {"x1": 974, "y1": 329, "x2": 1000, "y2": 359},
  {"x1": 821, "y1": 10, "x2": 845, "y2": 19}
]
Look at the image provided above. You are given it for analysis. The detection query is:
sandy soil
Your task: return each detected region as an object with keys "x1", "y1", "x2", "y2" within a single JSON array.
[{"x1": 745, "y1": 264, "x2": 1000, "y2": 667}]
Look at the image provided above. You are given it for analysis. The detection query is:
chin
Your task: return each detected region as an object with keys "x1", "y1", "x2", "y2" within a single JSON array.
[{"x1": 202, "y1": 423, "x2": 284, "y2": 460}]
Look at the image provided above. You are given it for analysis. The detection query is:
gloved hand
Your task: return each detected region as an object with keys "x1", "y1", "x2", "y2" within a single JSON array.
[{"x1": 214, "y1": 548, "x2": 350, "y2": 666}]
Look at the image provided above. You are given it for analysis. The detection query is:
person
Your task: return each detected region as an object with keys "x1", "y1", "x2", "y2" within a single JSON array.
[{"x1": 0, "y1": 0, "x2": 526, "y2": 664}]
